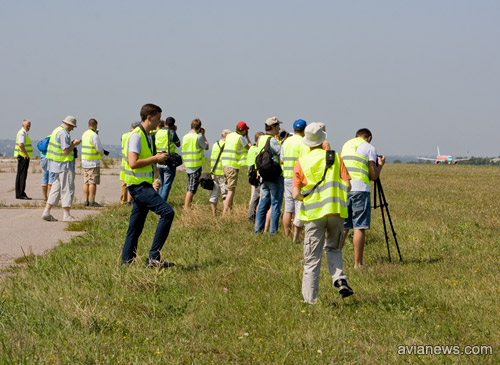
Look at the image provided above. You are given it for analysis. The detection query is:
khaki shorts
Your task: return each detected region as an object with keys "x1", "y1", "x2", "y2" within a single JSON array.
[
  {"x1": 223, "y1": 166, "x2": 239, "y2": 191},
  {"x1": 84, "y1": 167, "x2": 100, "y2": 185}
]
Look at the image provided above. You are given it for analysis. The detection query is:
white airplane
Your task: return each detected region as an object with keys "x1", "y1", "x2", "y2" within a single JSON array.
[{"x1": 418, "y1": 147, "x2": 471, "y2": 164}]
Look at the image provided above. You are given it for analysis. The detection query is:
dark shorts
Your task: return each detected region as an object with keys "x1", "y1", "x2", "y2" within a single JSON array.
[
  {"x1": 186, "y1": 168, "x2": 202, "y2": 194},
  {"x1": 344, "y1": 191, "x2": 371, "y2": 230}
]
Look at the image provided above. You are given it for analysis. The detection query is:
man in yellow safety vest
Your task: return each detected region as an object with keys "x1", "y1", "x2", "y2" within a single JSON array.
[
  {"x1": 14, "y1": 119, "x2": 33, "y2": 200},
  {"x1": 81, "y1": 118, "x2": 105, "y2": 207},
  {"x1": 341, "y1": 128, "x2": 385, "y2": 269},
  {"x1": 292, "y1": 122, "x2": 353, "y2": 304}
]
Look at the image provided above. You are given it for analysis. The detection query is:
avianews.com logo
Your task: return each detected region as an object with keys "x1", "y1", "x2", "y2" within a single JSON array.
[{"x1": 397, "y1": 344, "x2": 493, "y2": 356}]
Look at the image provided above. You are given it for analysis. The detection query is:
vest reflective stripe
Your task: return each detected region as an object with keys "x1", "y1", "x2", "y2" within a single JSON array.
[
  {"x1": 120, "y1": 132, "x2": 130, "y2": 181},
  {"x1": 341, "y1": 137, "x2": 370, "y2": 185},
  {"x1": 210, "y1": 140, "x2": 225, "y2": 176},
  {"x1": 155, "y1": 128, "x2": 178, "y2": 154},
  {"x1": 182, "y1": 132, "x2": 204, "y2": 168},
  {"x1": 297, "y1": 149, "x2": 348, "y2": 221},
  {"x1": 246, "y1": 145, "x2": 259, "y2": 167},
  {"x1": 14, "y1": 129, "x2": 32, "y2": 158},
  {"x1": 81, "y1": 129, "x2": 101, "y2": 160},
  {"x1": 221, "y1": 132, "x2": 248, "y2": 168},
  {"x1": 46, "y1": 126, "x2": 73, "y2": 163},
  {"x1": 282, "y1": 135, "x2": 308, "y2": 178},
  {"x1": 123, "y1": 127, "x2": 154, "y2": 185}
]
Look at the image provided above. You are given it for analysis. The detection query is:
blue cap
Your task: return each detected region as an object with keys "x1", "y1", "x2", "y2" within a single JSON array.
[{"x1": 293, "y1": 119, "x2": 307, "y2": 131}]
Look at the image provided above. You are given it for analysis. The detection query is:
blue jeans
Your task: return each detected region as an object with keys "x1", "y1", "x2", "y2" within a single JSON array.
[
  {"x1": 158, "y1": 166, "x2": 176, "y2": 201},
  {"x1": 122, "y1": 183, "x2": 175, "y2": 263},
  {"x1": 254, "y1": 177, "x2": 284, "y2": 235}
]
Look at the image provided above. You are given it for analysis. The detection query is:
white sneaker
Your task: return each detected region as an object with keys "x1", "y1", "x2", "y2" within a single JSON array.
[{"x1": 63, "y1": 216, "x2": 78, "y2": 222}]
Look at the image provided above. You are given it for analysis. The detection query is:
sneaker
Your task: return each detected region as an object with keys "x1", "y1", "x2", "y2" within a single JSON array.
[
  {"x1": 84, "y1": 201, "x2": 90, "y2": 207},
  {"x1": 89, "y1": 202, "x2": 102, "y2": 207},
  {"x1": 146, "y1": 258, "x2": 175, "y2": 268},
  {"x1": 63, "y1": 216, "x2": 78, "y2": 222},
  {"x1": 42, "y1": 214, "x2": 58, "y2": 222},
  {"x1": 334, "y1": 279, "x2": 354, "y2": 298}
]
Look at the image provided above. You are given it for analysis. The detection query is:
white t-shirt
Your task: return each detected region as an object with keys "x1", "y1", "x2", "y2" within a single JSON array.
[
  {"x1": 17, "y1": 128, "x2": 27, "y2": 145},
  {"x1": 350, "y1": 142, "x2": 378, "y2": 192},
  {"x1": 82, "y1": 133, "x2": 104, "y2": 168}
]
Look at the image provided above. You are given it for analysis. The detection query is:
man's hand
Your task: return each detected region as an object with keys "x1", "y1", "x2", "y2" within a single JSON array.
[
  {"x1": 154, "y1": 152, "x2": 168, "y2": 164},
  {"x1": 377, "y1": 155, "x2": 386, "y2": 166},
  {"x1": 72, "y1": 139, "x2": 81, "y2": 146}
]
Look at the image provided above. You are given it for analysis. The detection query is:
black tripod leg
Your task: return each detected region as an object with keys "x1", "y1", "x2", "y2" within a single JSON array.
[
  {"x1": 376, "y1": 179, "x2": 391, "y2": 263},
  {"x1": 378, "y1": 183, "x2": 403, "y2": 262}
]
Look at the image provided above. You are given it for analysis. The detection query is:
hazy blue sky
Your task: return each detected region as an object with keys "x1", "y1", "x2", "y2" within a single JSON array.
[{"x1": 1, "y1": 0, "x2": 499, "y2": 156}]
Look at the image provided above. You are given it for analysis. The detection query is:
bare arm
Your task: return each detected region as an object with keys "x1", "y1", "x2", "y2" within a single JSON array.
[
  {"x1": 62, "y1": 139, "x2": 81, "y2": 155},
  {"x1": 368, "y1": 156, "x2": 385, "y2": 181},
  {"x1": 292, "y1": 186, "x2": 303, "y2": 201}
]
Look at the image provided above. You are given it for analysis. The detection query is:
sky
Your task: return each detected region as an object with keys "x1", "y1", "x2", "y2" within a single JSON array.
[{"x1": 1, "y1": 0, "x2": 499, "y2": 157}]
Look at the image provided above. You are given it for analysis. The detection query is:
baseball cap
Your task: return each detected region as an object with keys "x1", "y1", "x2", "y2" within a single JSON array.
[
  {"x1": 265, "y1": 116, "x2": 282, "y2": 127},
  {"x1": 237, "y1": 121, "x2": 249, "y2": 130},
  {"x1": 293, "y1": 119, "x2": 307, "y2": 131}
]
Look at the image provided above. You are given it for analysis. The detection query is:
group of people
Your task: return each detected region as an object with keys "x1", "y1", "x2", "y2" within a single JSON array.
[
  {"x1": 14, "y1": 116, "x2": 107, "y2": 222},
  {"x1": 14, "y1": 103, "x2": 385, "y2": 304}
]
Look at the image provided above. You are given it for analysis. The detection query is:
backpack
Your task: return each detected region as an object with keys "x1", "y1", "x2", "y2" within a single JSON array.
[
  {"x1": 248, "y1": 165, "x2": 260, "y2": 186},
  {"x1": 255, "y1": 136, "x2": 282, "y2": 182},
  {"x1": 37, "y1": 136, "x2": 50, "y2": 154}
]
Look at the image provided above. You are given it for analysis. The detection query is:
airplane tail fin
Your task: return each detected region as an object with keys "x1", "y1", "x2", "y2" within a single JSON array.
[{"x1": 437, "y1": 146, "x2": 440, "y2": 156}]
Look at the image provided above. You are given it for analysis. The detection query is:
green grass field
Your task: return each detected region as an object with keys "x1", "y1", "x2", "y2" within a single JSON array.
[{"x1": 1, "y1": 164, "x2": 499, "y2": 363}]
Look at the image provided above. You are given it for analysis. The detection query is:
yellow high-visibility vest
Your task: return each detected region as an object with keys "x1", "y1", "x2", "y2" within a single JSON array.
[
  {"x1": 221, "y1": 132, "x2": 248, "y2": 168},
  {"x1": 81, "y1": 129, "x2": 101, "y2": 161},
  {"x1": 246, "y1": 145, "x2": 259, "y2": 167},
  {"x1": 182, "y1": 132, "x2": 204, "y2": 169},
  {"x1": 155, "y1": 128, "x2": 178, "y2": 154},
  {"x1": 281, "y1": 134, "x2": 309, "y2": 178},
  {"x1": 120, "y1": 131, "x2": 131, "y2": 181},
  {"x1": 46, "y1": 126, "x2": 73, "y2": 163},
  {"x1": 297, "y1": 149, "x2": 349, "y2": 221},
  {"x1": 123, "y1": 127, "x2": 154, "y2": 185},
  {"x1": 341, "y1": 137, "x2": 370, "y2": 185},
  {"x1": 210, "y1": 139, "x2": 225, "y2": 176},
  {"x1": 14, "y1": 128, "x2": 32, "y2": 158}
]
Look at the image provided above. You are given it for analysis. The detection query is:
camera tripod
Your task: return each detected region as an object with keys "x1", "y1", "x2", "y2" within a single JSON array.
[{"x1": 373, "y1": 177, "x2": 402, "y2": 262}]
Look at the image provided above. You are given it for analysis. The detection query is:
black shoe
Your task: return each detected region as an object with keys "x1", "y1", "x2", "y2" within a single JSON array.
[
  {"x1": 84, "y1": 201, "x2": 90, "y2": 207},
  {"x1": 334, "y1": 279, "x2": 354, "y2": 298},
  {"x1": 89, "y1": 202, "x2": 102, "y2": 207},
  {"x1": 146, "y1": 258, "x2": 175, "y2": 268},
  {"x1": 17, "y1": 196, "x2": 32, "y2": 200}
]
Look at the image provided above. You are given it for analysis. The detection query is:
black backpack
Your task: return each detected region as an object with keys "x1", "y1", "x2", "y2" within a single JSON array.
[{"x1": 255, "y1": 136, "x2": 282, "y2": 182}]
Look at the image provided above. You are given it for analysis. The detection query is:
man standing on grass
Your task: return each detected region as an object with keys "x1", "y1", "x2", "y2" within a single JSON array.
[
  {"x1": 14, "y1": 119, "x2": 32, "y2": 200},
  {"x1": 155, "y1": 117, "x2": 181, "y2": 202},
  {"x1": 182, "y1": 118, "x2": 209, "y2": 209},
  {"x1": 254, "y1": 117, "x2": 284, "y2": 235},
  {"x1": 281, "y1": 119, "x2": 309, "y2": 241},
  {"x1": 209, "y1": 129, "x2": 231, "y2": 215},
  {"x1": 341, "y1": 128, "x2": 385, "y2": 269},
  {"x1": 121, "y1": 104, "x2": 176, "y2": 268},
  {"x1": 81, "y1": 118, "x2": 105, "y2": 207},
  {"x1": 221, "y1": 121, "x2": 251, "y2": 215},
  {"x1": 42, "y1": 116, "x2": 81, "y2": 222},
  {"x1": 293, "y1": 123, "x2": 353, "y2": 304}
]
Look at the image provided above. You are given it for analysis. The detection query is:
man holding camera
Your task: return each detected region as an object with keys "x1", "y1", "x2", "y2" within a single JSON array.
[
  {"x1": 341, "y1": 128, "x2": 385, "y2": 269},
  {"x1": 221, "y1": 121, "x2": 251, "y2": 215},
  {"x1": 182, "y1": 118, "x2": 209, "y2": 209},
  {"x1": 155, "y1": 117, "x2": 181, "y2": 202},
  {"x1": 121, "y1": 104, "x2": 176, "y2": 268},
  {"x1": 81, "y1": 118, "x2": 105, "y2": 207}
]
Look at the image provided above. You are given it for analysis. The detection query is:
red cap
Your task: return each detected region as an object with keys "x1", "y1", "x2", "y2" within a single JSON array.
[{"x1": 236, "y1": 121, "x2": 249, "y2": 130}]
